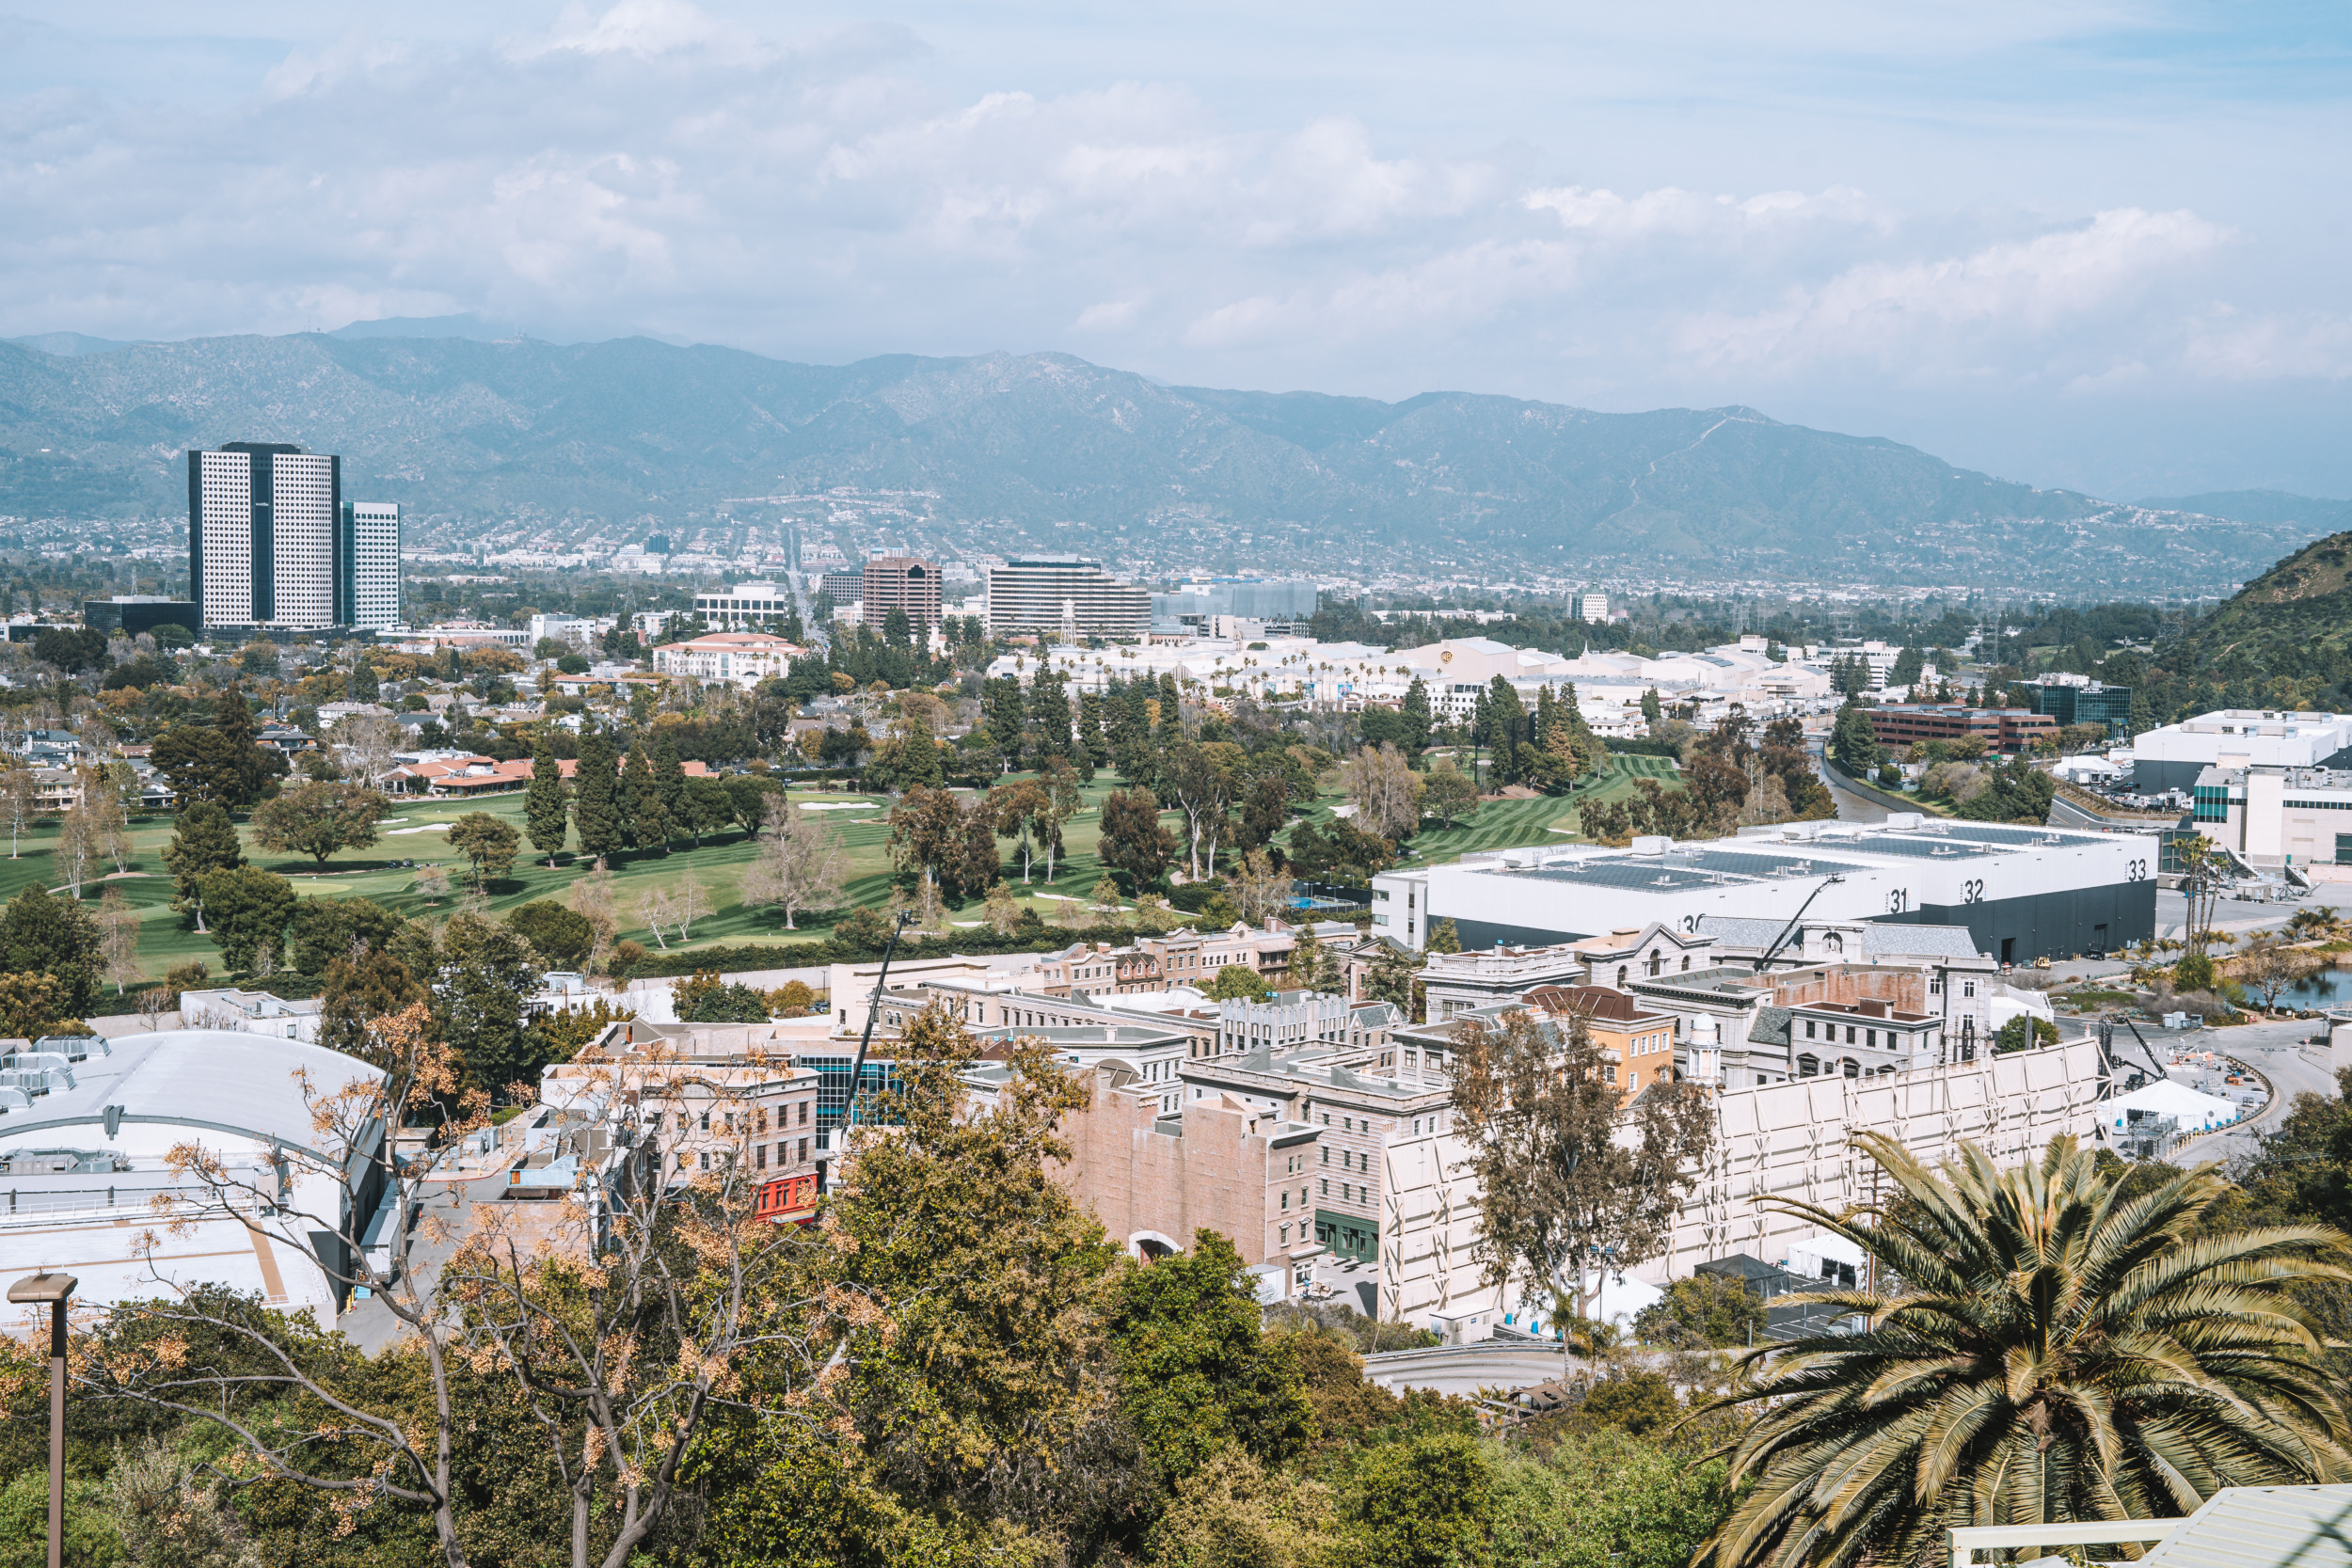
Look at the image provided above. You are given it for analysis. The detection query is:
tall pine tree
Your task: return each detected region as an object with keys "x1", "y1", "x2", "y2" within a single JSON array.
[
  {"x1": 654, "y1": 738, "x2": 689, "y2": 845},
  {"x1": 1076, "y1": 689, "x2": 1109, "y2": 774},
  {"x1": 624, "y1": 740, "x2": 671, "y2": 851},
  {"x1": 523, "y1": 733, "x2": 570, "y2": 866},
  {"x1": 573, "y1": 731, "x2": 625, "y2": 864}
]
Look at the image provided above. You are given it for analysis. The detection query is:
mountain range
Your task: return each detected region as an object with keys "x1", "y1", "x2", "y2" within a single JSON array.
[{"x1": 0, "y1": 326, "x2": 2334, "y2": 594}]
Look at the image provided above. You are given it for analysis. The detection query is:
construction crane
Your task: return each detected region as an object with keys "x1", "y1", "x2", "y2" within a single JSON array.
[
  {"x1": 1752, "y1": 876, "x2": 1847, "y2": 972},
  {"x1": 816, "y1": 908, "x2": 914, "y2": 1196}
]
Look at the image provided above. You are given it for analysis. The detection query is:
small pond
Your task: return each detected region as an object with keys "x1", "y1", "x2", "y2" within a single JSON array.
[{"x1": 2280, "y1": 964, "x2": 2352, "y2": 1010}]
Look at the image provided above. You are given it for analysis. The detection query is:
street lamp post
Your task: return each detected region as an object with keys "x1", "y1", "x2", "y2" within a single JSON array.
[{"x1": 8, "y1": 1273, "x2": 76, "y2": 1568}]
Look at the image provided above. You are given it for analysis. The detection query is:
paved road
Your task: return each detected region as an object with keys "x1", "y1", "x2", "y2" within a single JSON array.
[{"x1": 2164, "y1": 1017, "x2": 2339, "y2": 1167}]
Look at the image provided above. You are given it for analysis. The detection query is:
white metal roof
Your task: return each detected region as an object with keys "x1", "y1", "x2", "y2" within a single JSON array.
[
  {"x1": 2141, "y1": 1484, "x2": 2352, "y2": 1567},
  {"x1": 0, "y1": 1029, "x2": 380, "y2": 1162}
]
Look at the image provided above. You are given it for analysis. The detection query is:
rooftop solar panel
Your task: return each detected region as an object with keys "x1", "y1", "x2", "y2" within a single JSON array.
[
  {"x1": 1516, "y1": 863, "x2": 1723, "y2": 892},
  {"x1": 1677, "y1": 850, "x2": 1866, "y2": 879},
  {"x1": 1932, "y1": 824, "x2": 2100, "y2": 847},
  {"x1": 1838, "y1": 836, "x2": 2010, "y2": 861}
]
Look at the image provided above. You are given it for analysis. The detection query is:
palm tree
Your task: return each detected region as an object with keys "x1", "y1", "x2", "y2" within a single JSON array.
[{"x1": 1694, "y1": 1132, "x2": 2352, "y2": 1568}]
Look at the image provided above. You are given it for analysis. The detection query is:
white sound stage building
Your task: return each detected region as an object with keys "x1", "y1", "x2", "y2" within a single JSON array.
[
  {"x1": 0, "y1": 1031, "x2": 389, "y2": 1327},
  {"x1": 1374, "y1": 817, "x2": 2159, "y2": 967}
]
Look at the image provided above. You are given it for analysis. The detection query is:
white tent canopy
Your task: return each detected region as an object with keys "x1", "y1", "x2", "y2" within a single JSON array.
[{"x1": 2108, "y1": 1077, "x2": 2240, "y2": 1132}]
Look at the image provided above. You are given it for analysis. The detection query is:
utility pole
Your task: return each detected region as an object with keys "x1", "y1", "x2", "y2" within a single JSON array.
[{"x1": 9, "y1": 1273, "x2": 75, "y2": 1568}]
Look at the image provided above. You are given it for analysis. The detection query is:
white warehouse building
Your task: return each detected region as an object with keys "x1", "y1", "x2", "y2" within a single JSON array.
[
  {"x1": 0, "y1": 1031, "x2": 388, "y2": 1328},
  {"x1": 1373, "y1": 816, "x2": 2159, "y2": 967},
  {"x1": 2127, "y1": 709, "x2": 2352, "y2": 794}
]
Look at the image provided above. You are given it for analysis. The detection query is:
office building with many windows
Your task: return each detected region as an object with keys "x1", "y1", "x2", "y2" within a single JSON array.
[
  {"x1": 2020, "y1": 677, "x2": 2134, "y2": 740},
  {"x1": 188, "y1": 443, "x2": 398, "y2": 632},
  {"x1": 985, "y1": 558, "x2": 1150, "y2": 641},
  {"x1": 339, "y1": 501, "x2": 402, "y2": 629},
  {"x1": 862, "y1": 556, "x2": 941, "y2": 637},
  {"x1": 691, "y1": 582, "x2": 798, "y2": 628}
]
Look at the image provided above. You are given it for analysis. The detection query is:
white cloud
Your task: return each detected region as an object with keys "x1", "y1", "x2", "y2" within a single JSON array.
[
  {"x1": 2184, "y1": 309, "x2": 2352, "y2": 382},
  {"x1": 1521, "y1": 182, "x2": 1883, "y2": 245},
  {"x1": 0, "y1": 0, "x2": 2338, "y2": 504},
  {"x1": 523, "y1": 0, "x2": 755, "y2": 60},
  {"x1": 1073, "y1": 297, "x2": 1144, "y2": 331},
  {"x1": 1674, "y1": 208, "x2": 2231, "y2": 374}
]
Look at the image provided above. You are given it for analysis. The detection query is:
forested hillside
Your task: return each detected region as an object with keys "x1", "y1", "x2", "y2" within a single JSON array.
[{"x1": 0, "y1": 333, "x2": 2317, "y2": 592}]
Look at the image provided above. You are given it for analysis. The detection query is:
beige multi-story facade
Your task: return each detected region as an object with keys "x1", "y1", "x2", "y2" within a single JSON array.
[
  {"x1": 537, "y1": 1021, "x2": 823, "y2": 1185},
  {"x1": 862, "y1": 556, "x2": 942, "y2": 637},
  {"x1": 651, "y1": 630, "x2": 803, "y2": 689},
  {"x1": 1048, "y1": 1064, "x2": 1327, "y2": 1294}
]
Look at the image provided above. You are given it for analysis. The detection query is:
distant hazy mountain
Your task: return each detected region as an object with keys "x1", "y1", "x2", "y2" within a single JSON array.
[
  {"x1": 2138, "y1": 489, "x2": 2352, "y2": 532},
  {"x1": 327, "y1": 313, "x2": 528, "y2": 342},
  {"x1": 0, "y1": 331, "x2": 2316, "y2": 591},
  {"x1": 8, "y1": 332, "x2": 156, "y2": 357}
]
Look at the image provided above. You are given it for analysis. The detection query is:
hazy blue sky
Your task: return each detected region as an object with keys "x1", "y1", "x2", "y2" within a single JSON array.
[{"x1": 4, "y1": 1, "x2": 2348, "y2": 499}]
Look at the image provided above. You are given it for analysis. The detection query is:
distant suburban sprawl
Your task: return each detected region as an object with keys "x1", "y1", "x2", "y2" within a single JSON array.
[{"x1": 0, "y1": 362, "x2": 2345, "y2": 1568}]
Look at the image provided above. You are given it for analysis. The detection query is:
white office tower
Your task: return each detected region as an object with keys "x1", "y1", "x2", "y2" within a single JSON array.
[
  {"x1": 340, "y1": 501, "x2": 402, "y2": 629},
  {"x1": 984, "y1": 559, "x2": 1150, "y2": 640},
  {"x1": 187, "y1": 442, "x2": 341, "y2": 629}
]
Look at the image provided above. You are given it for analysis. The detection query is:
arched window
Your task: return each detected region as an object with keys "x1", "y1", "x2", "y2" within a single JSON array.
[
  {"x1": 1647, "y1": 950, "x2": 1662, "y2": 975},
  {"x1": 1681, "y1": 956, "x2": 1692, "y2": 971},
  {"x1": 1797, "y1": 1054, "x2": 1819, "y2": 1077},
  {"x1": 1616, "y1": 965, "x2": 1629, "y2": 988},
  {"x1": 1842, "y1": 1058, "x2": 1861, "y2": 1079}
]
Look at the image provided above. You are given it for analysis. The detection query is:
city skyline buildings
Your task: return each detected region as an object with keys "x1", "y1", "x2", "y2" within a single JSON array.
[
  {"x1": 984, "y1": 558, "x2": 1150, "y2": 641},
  {"x1": 186, "y1": 442, "x2": 399, "y2": 631}
]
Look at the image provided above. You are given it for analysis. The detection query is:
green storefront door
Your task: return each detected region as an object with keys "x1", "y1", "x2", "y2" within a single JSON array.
[{"x1": 1314, "y1": 1211, "x2": 1378, "y2": 1263}]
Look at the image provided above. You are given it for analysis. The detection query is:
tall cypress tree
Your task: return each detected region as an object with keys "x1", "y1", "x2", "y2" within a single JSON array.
[
  {"x1": 1400, "y1": 676, "x2": 1432, "y2": 756},
  {"x1": 572, "y1": 731, "x2": 625, "y2": 864},
  {"x1": 210, "y1": 680, "x2": 281, "y2": 805},
  {"x1": 523, "y1": 733, "x2": 570, "y2": 866},
  {"x1": 624, "y1": 740, "x2": 670, "y2": 851},
  {"x1": 654, "y1": 738, "x2": 689, "y2": 845}
]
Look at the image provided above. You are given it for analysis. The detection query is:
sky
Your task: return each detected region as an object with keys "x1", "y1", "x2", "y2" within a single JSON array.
[{"x1": 3, "y1": 0, "x2": 2349, "y2": 500}]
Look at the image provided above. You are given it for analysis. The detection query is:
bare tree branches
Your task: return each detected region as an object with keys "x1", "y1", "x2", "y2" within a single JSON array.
[
  {"x1": 75, "y1": 1004, "x2": 839, "y2": 1568},
  {"x1": 739, "y1": 797, "x2": 847, "y2": 935}
]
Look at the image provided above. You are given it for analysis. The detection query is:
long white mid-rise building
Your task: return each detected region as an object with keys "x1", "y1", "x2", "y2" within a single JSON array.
[
  {"x1": 188, "y1": 443, "x2": 399, "y2": 631},
  {"x1": 986, "y1": 559, "x2": 1150, "y2": 641}
]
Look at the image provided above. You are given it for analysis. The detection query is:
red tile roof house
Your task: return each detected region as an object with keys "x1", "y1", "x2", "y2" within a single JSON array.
[{"x1": 385, "y1": 754, "x2": 709, "y2": 797}]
